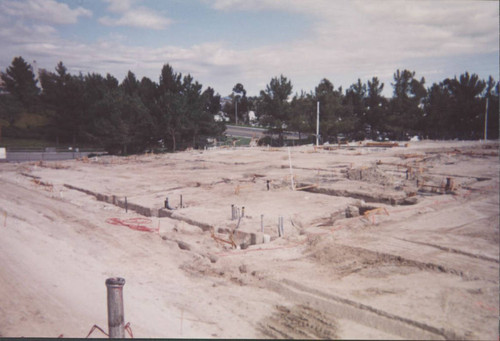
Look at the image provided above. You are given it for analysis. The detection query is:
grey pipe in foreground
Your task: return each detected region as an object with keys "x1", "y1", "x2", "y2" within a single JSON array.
[{"x1": 106, "y1": 277, "x2": 126, "y2": 339}]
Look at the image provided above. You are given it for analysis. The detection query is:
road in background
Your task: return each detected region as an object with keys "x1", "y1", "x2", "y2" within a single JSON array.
[
  {"x1": 2, "y1": 148, "x2": 106, "y2": 162},
  {"x1": 225, "y1": 125, "x2": 266, "y2": 139},
  {"x1": 225, "y1": 125, "x2": 301, "y2": 140}
]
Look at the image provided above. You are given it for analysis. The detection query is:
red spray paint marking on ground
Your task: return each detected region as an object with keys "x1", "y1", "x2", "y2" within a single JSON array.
[{"x1": 106, "y1": 217, "x2": 159, "y2": 233}]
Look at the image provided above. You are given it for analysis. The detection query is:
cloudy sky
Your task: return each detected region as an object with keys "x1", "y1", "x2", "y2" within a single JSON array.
[{"x1": 0, "y1": 0, "x2": 498, "y2": 97}]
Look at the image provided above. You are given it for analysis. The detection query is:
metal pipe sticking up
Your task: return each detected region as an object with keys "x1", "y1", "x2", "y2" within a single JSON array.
[
  {"x1": 180, "y1": 194, "x2": 183, "y2": 208},
  {"x1": 278, "y1": 216, "x2": 284, "y2": 237},
  {"x1": 105, "y1": 277, "x2": 126, "y2": 339},
  {"x1": 231, "y1": 204, "x2": 235, "y2": 220},
  {"x1": 445, "y1": 177, "x2": 454, "y2": 192},
  {"x1": 165, "y1": 197, "x2": 175, "y2": 210},
  {"x1": 241, "y1": 206, "x2": 245, "y2": 218},
  {"x1": 125, "y1": 197, "x2": 128, "y2": 213}
]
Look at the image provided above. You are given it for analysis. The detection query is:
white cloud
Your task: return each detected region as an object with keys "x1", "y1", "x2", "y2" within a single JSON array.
[
  {"x1": 0, "y1": 0, "x2": 91, "y2": 25},
  {"x1": 202, "y1": 0, "x2": 498, "y2": 94},
  {"x1": 0, "y1": 0, "x2": 497, "y2": 98},
  {"x1": 99, "y1": 0, "x2": 172, "y2": 30}
]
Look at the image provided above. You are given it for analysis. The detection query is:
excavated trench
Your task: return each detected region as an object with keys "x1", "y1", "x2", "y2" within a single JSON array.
[
  {"x1": 62, "y1": 184, "x2": 213, "y2": 231},
  {"x1": 298, "y1": 184, "x2": 414, "y2": 205}
]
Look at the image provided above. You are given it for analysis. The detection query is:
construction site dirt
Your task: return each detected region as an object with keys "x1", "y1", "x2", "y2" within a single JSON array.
[{"x1": 0, "y1": 140, "x2": 498, "y2": 339}]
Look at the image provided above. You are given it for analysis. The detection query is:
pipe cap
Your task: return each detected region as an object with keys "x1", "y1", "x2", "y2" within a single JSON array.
[{"x1": 106, "y1": 277, "x2": 126, "y2": 287}]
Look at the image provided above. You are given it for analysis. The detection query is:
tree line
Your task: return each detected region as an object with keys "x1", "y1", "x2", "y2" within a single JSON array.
[
  {"x1": 225, "y1": 71, "x2": 498, "y2": 145},
  {"x1": 1, "y1": 56, "x2": 498, "y2": 154},
  {"x1": 0, "y1": 57, "x2": 223, "y2": 153}
]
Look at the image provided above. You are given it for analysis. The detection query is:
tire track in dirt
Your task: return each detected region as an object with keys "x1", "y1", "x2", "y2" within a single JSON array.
[
  {"x1": 266, "y1": 279, "x2": 461, "y2": 340},
  {"x1": 394, "y1": 237, "x2": 499, "y2": 263},
  {"x1": 257, "y1": 304, "x2": 339, "y2": 339},
  {"x1": 306, "y1": 242, "x2": 486, "y2": 282}
]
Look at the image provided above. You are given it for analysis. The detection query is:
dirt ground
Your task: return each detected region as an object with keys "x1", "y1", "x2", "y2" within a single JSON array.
[{"x1": 0, "y1": 140, "x2": 498, "y2": 339}]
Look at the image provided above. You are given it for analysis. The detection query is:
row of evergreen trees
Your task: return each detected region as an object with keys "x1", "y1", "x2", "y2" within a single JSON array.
[
  {"x1": 0, "y1": 56, "x2": 498, "y2": 154},
  {"x1": 0, "y1": 57, "x2": 223, "y2": 153},
  {"x1": 225, "y1": 71, "x2": 498, "y2": 144}
]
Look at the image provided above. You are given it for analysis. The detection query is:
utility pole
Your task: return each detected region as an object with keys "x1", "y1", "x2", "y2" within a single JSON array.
[
  {"x1": 484, "y1": 97, "x2": 489, "y2": 141},
  {"x1": 316, "y1": 101, "x2": 320, "y2": 146},
  {"x1": 235, "y1": 98, "x2": 238, "y2": 125}
]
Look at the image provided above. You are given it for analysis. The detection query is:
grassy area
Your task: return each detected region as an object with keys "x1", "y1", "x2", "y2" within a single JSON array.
[
  {"x1": 234, "y1": 137, "x2": 251, "y2": 146},
  {"x1": 220, "y1": 137, "x2": 252, "y2": 146}
]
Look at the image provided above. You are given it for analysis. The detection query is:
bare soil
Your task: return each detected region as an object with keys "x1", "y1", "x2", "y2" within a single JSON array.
[{"x1": 0, "y1": 140, "x2": 498, "y2": 339}]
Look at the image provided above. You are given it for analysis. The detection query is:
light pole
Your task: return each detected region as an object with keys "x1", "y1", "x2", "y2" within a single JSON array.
[
  {"x1": 316, "y1": 101, "x2": 320, "y2": 146},
  {"x1": 484, "y1": 97, "x2": 489, "y2": 141},
  {"x1": 235, "y1": 97, "x2": 238, "y2": 125}
]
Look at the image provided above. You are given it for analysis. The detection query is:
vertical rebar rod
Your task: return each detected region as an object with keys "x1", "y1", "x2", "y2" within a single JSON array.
[
  {"x1": 106, "y1": 277, "x2": 125, "y2": 339},
  {"x1": 241, "y1": 206, "x2": 245, "y2": 218},
  {"x1": 125, "y1": 197, "x2": 128, "y2": 213},
  {"x1": 180, "y1": 195, "x2": 183, "y2": 208},
  {"x1": 231, "y1": 204, "x2": 235, "y2": 220}
]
